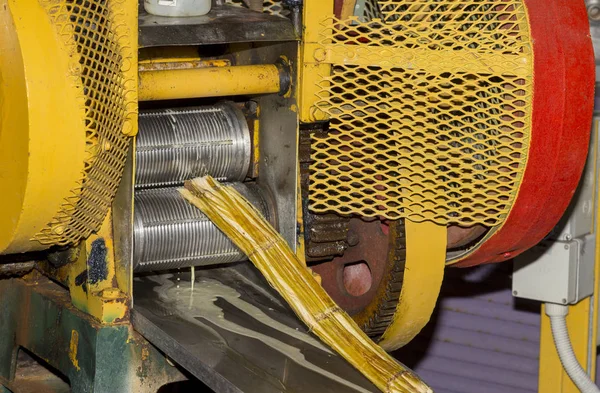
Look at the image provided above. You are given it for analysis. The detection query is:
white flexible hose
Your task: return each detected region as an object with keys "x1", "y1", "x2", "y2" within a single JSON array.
[{"x1": 545, "y1": 303, "x2": 600, "y2": 393}]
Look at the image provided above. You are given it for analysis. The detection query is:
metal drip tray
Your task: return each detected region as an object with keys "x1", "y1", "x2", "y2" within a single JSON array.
[{"x1": 132, "y1": 263, "x2": 379, "y2": 393}]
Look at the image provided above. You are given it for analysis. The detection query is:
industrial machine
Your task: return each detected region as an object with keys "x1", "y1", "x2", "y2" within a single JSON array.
[{"x1": 0, "y1": 0, "x2": 596, "y2": 392}]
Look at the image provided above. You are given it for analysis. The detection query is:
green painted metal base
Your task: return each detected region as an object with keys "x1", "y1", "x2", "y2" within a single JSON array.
[{"x1": 0, "y1": 277, "x2": 183, "y2": 393}]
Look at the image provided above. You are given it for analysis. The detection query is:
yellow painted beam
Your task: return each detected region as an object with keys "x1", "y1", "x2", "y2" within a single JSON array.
[
  {"x1": 303, "y1": 42, "x2": 531, "y2": 77},
  {"x1": 138, "y1": 65, "x2": 283, "y2": 101},
  {"x1": 538, "y1": 119, "x2": 600, "y2": 393},
  {"x1": 539, "y1": 299, "x2": 597, "y2": 393},
  {"x1": 303, "y1": 0, "x2": 333, "y2": 43},
  {"x1": 299, "y1": 0, "x2": 333, "y2": 122}
]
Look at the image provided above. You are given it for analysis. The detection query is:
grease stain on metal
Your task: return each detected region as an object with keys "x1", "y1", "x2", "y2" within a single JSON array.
[
  {"x1": 74, "y1": 270, "x2": 88, "y2": 293},
  {"x1": 88, "y1": 238, "x2": 108, "y2": 284}
]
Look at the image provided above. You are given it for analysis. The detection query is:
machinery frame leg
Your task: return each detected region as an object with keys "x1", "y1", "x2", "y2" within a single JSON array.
[
  {"x1": 537, "y1": 118, "x2": 600, "y2": 393},
  {"x1": 0, "y1": 276, "x2": 183, "y2": 393}
]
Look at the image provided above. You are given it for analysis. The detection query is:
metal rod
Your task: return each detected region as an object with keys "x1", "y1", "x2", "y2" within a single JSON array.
[{"x1": 138, "y1": 64, "x2": 287, "y2": 101}]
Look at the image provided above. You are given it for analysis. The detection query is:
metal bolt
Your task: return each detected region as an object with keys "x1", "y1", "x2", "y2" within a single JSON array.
[
  {"x1": 122, "y1": 119, "x2": 134, "y2": 136},
  {"x1": 513, "y1": 290, "x2": 518, "y2": 296},
  {"x1": 313, "y1": 48, "x2": 327, "y2": 62},
  {"x1": 562, "y1": 298, "x2": 568, "y2": 304},
  {"x1": 564, "y1": 234, "x2": 572, "y2": 241},
  {"x1": 309, "y1": 107, "x2": 328, "y2": 122},
  {"x1": 347, "y1": 230, "x2": 359, "y2": 247},
  {"x1": 564, "y1": 244, "x2": 570, "y2": 250},
  {"x1": 589, "y1": 5, "x2": 600, "y2": 20},
  {"x1": 245, "y1": 101, "x2": 259, "y2": 115}
]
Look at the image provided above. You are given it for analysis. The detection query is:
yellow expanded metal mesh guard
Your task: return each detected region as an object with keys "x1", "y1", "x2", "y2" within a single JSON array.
[
  {"x1": 305, "y1": 0, "x2": 533, "y2": 226},
  {"x1": 33, "y1": 0, "x2": 137, "y2": 245},
  {"x1": 263, "y1": 0, "x2": 285, "y2": 16},
  {"x1": 225, "y1": 0, "x2": 286, "y2": 16}
]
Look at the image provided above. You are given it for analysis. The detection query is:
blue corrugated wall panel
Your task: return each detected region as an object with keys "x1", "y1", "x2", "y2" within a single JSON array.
[{"x1": 395, "y1": 263, "x2": 541, "y2": 393}]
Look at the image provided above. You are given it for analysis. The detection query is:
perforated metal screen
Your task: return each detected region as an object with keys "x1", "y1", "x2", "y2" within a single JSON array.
[
  {"x1": 306, "y1": 0, "x2": 533, "y2": 226},
  {"x1": 33, "y1": 0, "x2": 136, "y2": 245}
]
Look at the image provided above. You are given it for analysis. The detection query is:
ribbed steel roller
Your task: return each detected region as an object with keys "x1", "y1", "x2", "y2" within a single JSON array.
[
  {"x1": 136, "y1": 102, "x2": 251, "y2": 188},
  {"x1": 133, "y1": 183, "x2": 270, "y2": 272}
]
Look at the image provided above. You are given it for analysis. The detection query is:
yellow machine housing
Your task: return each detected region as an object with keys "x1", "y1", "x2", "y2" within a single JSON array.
[{"x1": 0, "y1": 0, "x2": 137, "y2": 255}]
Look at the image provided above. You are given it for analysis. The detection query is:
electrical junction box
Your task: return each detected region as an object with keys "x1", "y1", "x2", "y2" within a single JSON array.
[
  {"x1": 513, "y1": 117, "x2": 599, "y2": 306},
  {"x1": 513, "y1": 235, "x2": 595, "y2": 305}
]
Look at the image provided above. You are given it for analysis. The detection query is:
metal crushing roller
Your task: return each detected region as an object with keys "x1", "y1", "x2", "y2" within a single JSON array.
[
  {"x1": 135, "y1": 102, "x2": 251, "y2": 188},
  {"x1": 133, "y1": 184, "x2": 271, "y2": 272}
]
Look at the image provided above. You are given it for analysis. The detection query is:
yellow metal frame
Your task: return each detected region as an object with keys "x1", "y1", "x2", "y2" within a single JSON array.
[
  {"x1": 0, "y1": 0, "x2": 138, "y2": 255},
  {"x1": 32, "y1": 0, "x2": 138, "y2": 247},
  {"x1": 299, "y1": 0, "x2": 333, "y2": 123},
  {"x1": 0, "y1": 0, "x2": 87, "y2": 254},
  {"x1": 65, "y1": 0, "x2": 137, "y2": 324},
  {"x1": 61, "y1": 216, "x2": 129, "y2": 324},
  {"x1": 22, "y1": 0, "x2": 139, "y2": 324},
  {"x1": 301, "y1": 0, "x2": 447, "y2": 351},
  {"x1": 538, "y1": 118, "x2": 600, "y2": 393}
]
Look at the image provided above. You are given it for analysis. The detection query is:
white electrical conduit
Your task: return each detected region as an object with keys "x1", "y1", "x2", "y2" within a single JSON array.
[{"x1": 545, "y1": 303, "x2": 600, "y2": 393}]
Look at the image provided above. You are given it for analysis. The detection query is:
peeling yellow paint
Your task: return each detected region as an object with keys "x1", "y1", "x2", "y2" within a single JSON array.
[
  {"x1": 69, "y1": 330, "x2": 80, "y2": 371},
  {"x1": 141, "y1": 346, "x2": 150, "y2": 361}
]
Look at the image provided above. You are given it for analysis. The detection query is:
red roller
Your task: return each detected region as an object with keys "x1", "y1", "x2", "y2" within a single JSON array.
[{"x1": 454, "y1": 0, "x2": 595, "y2": 267}]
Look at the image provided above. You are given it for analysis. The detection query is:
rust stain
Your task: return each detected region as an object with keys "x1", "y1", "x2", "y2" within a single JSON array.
[
  {"x1": 138, "y1": 59, "x2": 230, "y2": 72},
  {"x1": 141, "y1": 346, "x2": 150, "y2": 361},
  {"x1": 69, "y1": 330, "x2": 80, "y2": 371}
]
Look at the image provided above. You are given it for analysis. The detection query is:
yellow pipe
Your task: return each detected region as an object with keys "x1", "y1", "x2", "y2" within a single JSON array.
[{"x1": 138, "y1": 64, "x2": 284, "y2": 101}]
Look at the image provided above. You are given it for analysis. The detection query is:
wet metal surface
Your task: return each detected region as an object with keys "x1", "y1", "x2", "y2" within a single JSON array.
[{"x1": 132, "y1": 264, "x2": 380, "y2": 393}]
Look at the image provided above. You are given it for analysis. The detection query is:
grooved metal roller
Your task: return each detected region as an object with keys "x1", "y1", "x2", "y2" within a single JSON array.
[
  {"x1": 136, "y1": 102, "x2": 251, "y2": 188},
  {"x1": 133, "y1": 184, "x2": 271, "y2": 272}
]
